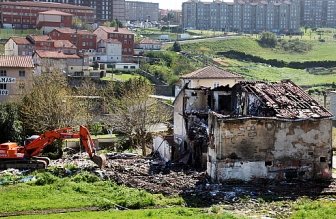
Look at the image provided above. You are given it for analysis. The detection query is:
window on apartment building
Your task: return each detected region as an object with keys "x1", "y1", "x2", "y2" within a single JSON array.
[
  {"x1": 123, "y1": 66, "x2": 128, "y2": 69},
  {"x1": 97, "y1": 57, "x2": 100, "y2": 61},
  {"x1": 82, "y1": 42, "x2": 85, "y2": 46},
  {"x1": 0, "y1": 84, "x2": 7, "y2": 90},
  {"x1": 124, "y1": 40, "x2": 127, "y2": 44},
  {"x1": 90, "y1": 36, "x2": 92, "y2": 39},
  {"x1": 214, "y1": 81, "x2": 220, "y2": 88},
  {"x1": 128, "y1": 48, "x2": 131, "y2": 52},
  {"x1": 61, "y1": 16, "x2": 64, "y2": 20},
  {"x1": 89, "y1": 42, "x2": 92, "y2": 46},
  {"x1": 74, "y1": 35, "x2": 77, "y2": 38},
  {"x1": 19, "y1": 71, "x2": 25, "y2": 77},
  {"x1": 0, "y1": 70, "x2": 7, "y2": 76}
]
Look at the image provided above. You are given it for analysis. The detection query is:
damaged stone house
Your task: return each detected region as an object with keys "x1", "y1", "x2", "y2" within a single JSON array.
[{"x1": 174, "y1": 79, "x2": 334, "y2": 181}]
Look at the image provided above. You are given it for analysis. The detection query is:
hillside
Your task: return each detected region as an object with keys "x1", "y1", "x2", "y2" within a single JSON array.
[{"x1": 180, "y1": 37, "x2": 336, "y2": 62}]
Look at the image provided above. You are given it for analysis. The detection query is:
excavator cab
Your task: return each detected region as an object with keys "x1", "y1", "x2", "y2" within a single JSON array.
[{"x1": 24, "y1": 135, "x2": 40, "y2": 147}]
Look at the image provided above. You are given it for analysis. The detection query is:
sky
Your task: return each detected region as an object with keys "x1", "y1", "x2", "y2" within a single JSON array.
[{"x1": 135, "y1": 0, "x2": 233, "y2": 11}]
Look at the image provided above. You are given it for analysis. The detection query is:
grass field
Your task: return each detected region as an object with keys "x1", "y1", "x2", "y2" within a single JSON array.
[
  {"x1": 225, "y1": 63, "x2": 336, "y2": 86},
  {"x1": 181, "y1": 37, "x2": 336, "y2": 62},
  {"x1": 0, "y1": 28, "x2": 43, "y2": 39},
  {"x1": 5, "y1": 208, "x2": 241, "y2": 219}
]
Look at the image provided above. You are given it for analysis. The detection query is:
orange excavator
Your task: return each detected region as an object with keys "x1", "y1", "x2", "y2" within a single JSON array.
[{"x1": 0, "y1": 126, "x2": 106, "y2": 169}]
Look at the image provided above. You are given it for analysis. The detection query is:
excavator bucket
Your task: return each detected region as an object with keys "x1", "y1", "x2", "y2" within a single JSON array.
[{"x1": 91, "y1": 154, "x2": 106, "y2": 169}]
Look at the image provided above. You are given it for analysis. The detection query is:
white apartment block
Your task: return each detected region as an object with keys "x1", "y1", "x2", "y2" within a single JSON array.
[
  {"x1": 125, "y1": 1, "x2": 159, "y2": 22},
  {"x1": 182, "y1": 0, "x2": 300, "y2": 33}
]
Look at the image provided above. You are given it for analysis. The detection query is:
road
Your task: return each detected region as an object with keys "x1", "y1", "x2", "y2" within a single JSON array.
[{"x1": 163, "y1": 35, "x2": 241, "y2": 45}]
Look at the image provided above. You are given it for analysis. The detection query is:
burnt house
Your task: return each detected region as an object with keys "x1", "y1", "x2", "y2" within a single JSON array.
[{"x1": 174, "y1": 79, "x2": 334, "y2": 181}]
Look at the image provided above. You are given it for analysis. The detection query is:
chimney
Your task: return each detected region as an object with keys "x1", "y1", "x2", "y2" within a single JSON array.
[{"x1": 115, "y1": 18, "x2": 119, "y2": 32}]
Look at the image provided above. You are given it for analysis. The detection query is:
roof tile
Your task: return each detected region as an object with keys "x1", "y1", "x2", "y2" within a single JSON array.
[
  {"x1": 35, "y1": 50, "x2": 79, "y2": 59},
  {"x1": 10, "y1": 37, "x2": 30, "y2": 45},
  {"x1": 180, "y1": 65, "x2": 244, "y2": 79},
  {"x1": 0, "y1": 55, "x2": 34, "y2": 68}
]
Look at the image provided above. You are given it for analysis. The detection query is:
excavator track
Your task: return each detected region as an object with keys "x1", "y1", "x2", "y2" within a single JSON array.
[{"x1": 0, "y1": 157, "x2": 50, "y2": 170}]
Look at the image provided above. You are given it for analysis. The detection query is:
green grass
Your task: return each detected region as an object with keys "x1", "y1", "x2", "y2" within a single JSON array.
[
  {"x1": 290, "y1": 199, "x2": 336, "y2": 219},
  {"x1": 102, "y1": 73, "x2": 152, "y2": 84},
  {"x1": 5, "y1": 208, "x2": 241, "y2": 219},
  {"x1": 0, "y1": 172, "x2": 183, "y2": 213},
  {"x1": 0, "y1": 28, "x2": 43, "y2": 39},
  {"x1": 181, "y1": 37, "x2": 336, "y2": 62},
  {"x1": 226, "y1": 64, "x2": 336, "y2": 86}
]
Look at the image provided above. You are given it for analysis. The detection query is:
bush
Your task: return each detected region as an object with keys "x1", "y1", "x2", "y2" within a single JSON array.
[
  {"x1": 71, "y1": 171, "x2": 101, "y2": 183},
  {"x1": 33, "y1": 172, "x2": 59, "y2": 185}
]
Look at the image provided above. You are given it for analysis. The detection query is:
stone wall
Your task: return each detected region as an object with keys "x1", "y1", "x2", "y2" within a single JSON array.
[{"x1": 208, "y1": 115, "x2": 333, "y2": 181}]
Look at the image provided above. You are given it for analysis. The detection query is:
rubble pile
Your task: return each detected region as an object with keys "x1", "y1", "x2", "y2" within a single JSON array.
[
  {"x1": 2, "y1": 151, "x2": 335, "y2": 207},
  {"x1": 52, "y1": 152, "x2": 336, "y2": 204},
  {"x1": 104, "y1": 156, "x2": 207, "y2": 195}
]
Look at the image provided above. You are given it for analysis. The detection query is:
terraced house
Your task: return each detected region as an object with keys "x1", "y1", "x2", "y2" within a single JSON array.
[{"x1": 0, "y1": 56, "x2": 34, "y2": 102}]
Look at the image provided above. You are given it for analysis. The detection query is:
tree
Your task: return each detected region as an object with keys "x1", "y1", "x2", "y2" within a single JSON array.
[
  {"x1": 199, "y1": 46, "x2": 210, "y2": 56},
  {"x1": 259, "y1": 31, "x2": 277, "y2": 48},
  {"x1": 20, "y1": 70, "x2": 85, "y2": 135},
  {"x1": 72, "y1": 16, "x2": 92, "y2": 31},
  {"x1": 0, "y1": 102, "x2": 23, "y2": 143},
  {"x1": 74, "y1": 78, "x2": 102, "y2": 127},
  {"x1": 103, "y1": 78, "x2": 172, "y2": 156},
  {"x1": 172, "y1": 41, "x2": 182, "y2": 52},
  {"x1": 90, "y1": 122, "x2": 103, "y2": 136}
]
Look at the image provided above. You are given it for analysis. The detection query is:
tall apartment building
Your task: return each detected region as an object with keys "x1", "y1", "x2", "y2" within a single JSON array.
[
  {"x1": 237, "y1": 0, "x2": 336, "y2": 28},
  {"x1": 1, "y1": 0, "x2": 125, "y2": 24},
  {"x1": 125, "y1": 1, "x2": 159, "y2": 22},
  {"x1": 182, "y1": 0, "x2": 300, "y2": 33},
  {"x1": 300, "y1": 0, "x2": 336, "y2": 28},
  {"x1": 0, "y1": 1, "x2": 94, "y2": 29}
]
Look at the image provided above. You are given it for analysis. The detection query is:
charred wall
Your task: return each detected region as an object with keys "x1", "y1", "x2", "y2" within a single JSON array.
[{"x1": 207, "y1": 114, "x2": 333, "y2": 181}]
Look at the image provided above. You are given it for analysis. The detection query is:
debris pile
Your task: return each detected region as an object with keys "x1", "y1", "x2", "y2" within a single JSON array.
[
  {"x1": 2, "y1": 151, "x2": 336, "y2": 208},
  {"x1": 105, "y1": 157, "x2": 206, "y2": 195}
]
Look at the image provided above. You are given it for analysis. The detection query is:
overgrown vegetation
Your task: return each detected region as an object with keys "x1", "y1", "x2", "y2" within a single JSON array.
[
  {"x1": 0, "y1": 170, "x2": 183, "y2": 213},
  {"x1": 141, "y1": 51, "x2": 196, "y2": 85},
  {"x1": 290, "y1": 199, "x2": 336, "y2": 219}
]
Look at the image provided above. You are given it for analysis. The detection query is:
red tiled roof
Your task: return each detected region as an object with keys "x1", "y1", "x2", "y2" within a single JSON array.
[
  {"x1": 0, "y1": 1, "x2": 94, "y2": 10},
  {"x1": 53, "y1": 40, "x2": 76, "y2": 49},
  {"x1": 96, "y1": 26, "x2": 134, "y2": 35},
  {"x1": 10, "y1": 37, "x2": 30, "y2": 45},
  {"x1": 35, "y1": 50, "x2": 79, "y2": 59},
  {"x1": 52, "y1": 28, "x2": 96, "y2": 36},
  {"x1": 27, "y1": 34, "x2": 51, "y2": 42},
  {"x1": 99, "y1": 38, "x2": 122, "y2": 44},
  {"x1": 38, "y1": 10, "x2": 74, "y2": 16},
  {"x1": 180, "y1": 66, "x2": 244, "y2": 79},
  {"x1": 0, "y1": 56, "x2": 34, "y2": 68}
]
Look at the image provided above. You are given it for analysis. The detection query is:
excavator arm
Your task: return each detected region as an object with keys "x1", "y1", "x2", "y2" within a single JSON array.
[{"x1": 23, "y1": 126, "x2": 106, "y2": 169}]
